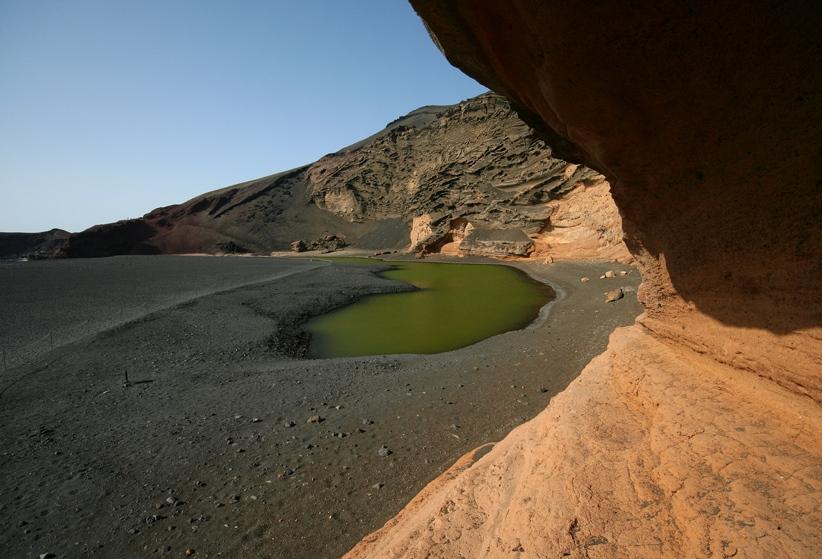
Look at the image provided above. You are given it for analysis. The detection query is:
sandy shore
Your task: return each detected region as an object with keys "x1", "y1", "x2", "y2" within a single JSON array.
[{"x1": 0, "y1": 257, "x2": 640, "y2": 558}]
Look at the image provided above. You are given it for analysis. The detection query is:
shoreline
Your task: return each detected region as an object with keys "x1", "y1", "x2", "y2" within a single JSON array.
[
  {"x1": 303, "y1": 257, "x2": 557, "y2": 359},
  {"x1": 0, "y1": 256, "x2": 641, "y2": 558}
]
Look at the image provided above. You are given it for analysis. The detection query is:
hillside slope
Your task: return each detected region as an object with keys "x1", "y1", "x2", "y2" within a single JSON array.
[{"x1": 2, "y1": 94, "x2": 628, "y2": 261}]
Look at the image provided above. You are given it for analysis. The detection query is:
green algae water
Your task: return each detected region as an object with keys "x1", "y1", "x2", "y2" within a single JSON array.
[{"x1": 306, "y1": 260, "x2": 553, "y2": 358}]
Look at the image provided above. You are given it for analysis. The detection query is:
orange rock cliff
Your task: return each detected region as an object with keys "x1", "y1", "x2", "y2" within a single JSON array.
[{"x1": 347, "y1": 1, "x2": 822, "y2": 557}]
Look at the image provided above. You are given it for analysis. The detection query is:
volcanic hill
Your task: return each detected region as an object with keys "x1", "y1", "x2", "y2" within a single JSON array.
[{"x1": 2, "y1": 94, "x2": 627, "y2": 262}]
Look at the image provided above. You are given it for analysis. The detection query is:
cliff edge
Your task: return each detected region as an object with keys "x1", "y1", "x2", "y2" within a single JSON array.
[{"x1": 346, "y1": 1, "x2": 822, "y2": 557}]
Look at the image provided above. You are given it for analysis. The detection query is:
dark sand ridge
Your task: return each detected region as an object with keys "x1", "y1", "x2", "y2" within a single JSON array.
[
  {"x1": 0, "y1": 256, "x2": 325, "y2": 371},
  {"x1": 0, "y1": 257, "x2": 640, "y2": 558}
]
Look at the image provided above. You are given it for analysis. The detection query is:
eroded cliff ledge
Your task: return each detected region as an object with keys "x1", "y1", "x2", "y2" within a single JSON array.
[
  {"x1": 1, "y1": 94, "x2": 627, "y2": 262},
  {"x1": 347, "y1": 1, "x2": 822, "y2": 557}
]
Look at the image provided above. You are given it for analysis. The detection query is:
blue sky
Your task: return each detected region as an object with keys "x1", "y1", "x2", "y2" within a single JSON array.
[{"x1": 0, "y1": 0, "x2": 485, "y2": 232}]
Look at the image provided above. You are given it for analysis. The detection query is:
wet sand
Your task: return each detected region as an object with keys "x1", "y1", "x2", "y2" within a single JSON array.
[{"x1": 0, "y1": 256, "x2": 641, "y2": 558}]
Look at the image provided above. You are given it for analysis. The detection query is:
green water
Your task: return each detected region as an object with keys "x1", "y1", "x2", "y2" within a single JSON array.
[{"x1": 306, "y1": 260, "x2": 553, "y2": 358}]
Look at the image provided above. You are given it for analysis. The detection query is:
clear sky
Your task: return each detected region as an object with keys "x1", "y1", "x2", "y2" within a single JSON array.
[{"x1": 0, "y1": 0, "x2": 485, "y2": 233}]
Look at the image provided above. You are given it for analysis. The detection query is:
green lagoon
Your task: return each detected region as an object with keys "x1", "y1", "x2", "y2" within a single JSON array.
[{"x1": 306, "y1": 260, "x2": 553, "y2": 357}]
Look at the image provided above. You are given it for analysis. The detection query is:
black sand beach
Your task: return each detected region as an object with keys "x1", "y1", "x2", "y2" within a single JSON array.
[{"x1": 0, "y1": 256, "x2": 641, "y2": 558}]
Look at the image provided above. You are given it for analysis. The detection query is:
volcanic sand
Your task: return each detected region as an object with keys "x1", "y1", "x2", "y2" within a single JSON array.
[{"x1": 0, "y1": 256, "x2": 640, "y2": 558}]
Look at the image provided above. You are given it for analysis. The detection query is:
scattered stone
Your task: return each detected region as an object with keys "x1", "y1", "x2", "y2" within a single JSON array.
[
  {"x1": 184, "y1": 548, "x2": 195, "y2": 556},
  {"x1": 605, "y1": 288, "x2": 624, "y2": 303},
  {"x1": 539, "y1": 387, "x2": 549, "y2": 393},
  {"x1": 306, "y1": 415, "x2": 323, "y2": 424},
  {"x1": 251, "y1": 417, "x2": 261, "y2": 423},
  {"x1": 580, "y1": 277, "x2": 590, "y2": 283},
  {"x1": 604, "y1": 270, "x2": 615, "y2": 278},
  {"x1": 619, "y1": 270, "x2": 628, "y2": 276},
  {"x1": 361, "y1": 418, "x2": 373, "y2": 425},
  {"x1": 283, "y1": 420, "x2": 296, "y2": 428},
  {"x1": 371, "y1": 482, "x2": 384, "y2": 490},
  {"x1": 377, "y1": 446, "x2": 392, "y2": 457},
  {"x1": 39, "y1": 553, "x2": 56, "y2": 559}
]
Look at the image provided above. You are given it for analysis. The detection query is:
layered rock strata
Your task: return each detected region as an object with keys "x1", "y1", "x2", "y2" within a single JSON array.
[
  {"x1": 2, "y1": 95, "x2": 627, "y2": 261},
  {"x1": 346, "y1": 1, "x2": 822, "y2": 557}
]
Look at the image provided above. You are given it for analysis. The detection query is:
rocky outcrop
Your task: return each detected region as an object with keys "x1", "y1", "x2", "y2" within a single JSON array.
[
  {"x1": 532, "y1": 179, "x2": 631, "y2": 262},
  {"x1": 459, "y1": 226, "x2": 533, "y2": 258},
  {"x1": 289, "y1": 233, "x2": 347, "y2": 254},
  {"x1": 1, "y1": 95, "x2": 627, "y2": 261},
  {"x1": 346, "y1": 1, "x2": 822, "y2": 557},
  {"x1": 306, "y1": 93, "x2": 622, "y2": 258},
  {"x1": 0, "y1": 229, "x2": 70, "y2": 259}
]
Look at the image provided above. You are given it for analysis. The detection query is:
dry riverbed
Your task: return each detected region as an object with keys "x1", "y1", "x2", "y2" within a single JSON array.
[{"x1": 0, "y1": 256, "x2": 641, "y2": 559}]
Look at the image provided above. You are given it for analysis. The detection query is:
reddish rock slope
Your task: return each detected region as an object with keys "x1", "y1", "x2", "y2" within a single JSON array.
[
  {"x1": 2, "y1": 95, "x2": 627, "y2": 261},
  {"x1": 347, "y1": 1, "x2": 822, "y2": 557}
]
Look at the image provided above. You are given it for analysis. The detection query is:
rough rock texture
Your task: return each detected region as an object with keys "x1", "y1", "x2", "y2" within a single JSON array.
[
  {"x1": 0, "y1": 228, "x2": 70, "y2": 259},
  {"x1": 289, "y1": 233, "x2": 347, "y2": 254},
  {"x1": 532, "y1": 179, "x2": 631, "y2": 262},
  {"x1": 459, "y1": 227, "x2": 533, "y2": 258},
  {"x1": 346, "y1": 1, "x2": 822, "y2": 557},
  {"x1": 1, "y1": 95, "x2": 627, "y2": 261},
  {"x1": 348, "y1": 326, "x2": 821, "y2": 558},
  {"x1": 306, "y1": 93, "x2": 622, "y2": 258}
]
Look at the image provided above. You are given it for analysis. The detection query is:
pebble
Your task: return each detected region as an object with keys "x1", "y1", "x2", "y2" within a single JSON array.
[
  {"x1": 283, "y1": 420, "x2": 296, "y2": 428},
  {"x1": 377, "y1": 446, "x2": 392, "y2": 457},
  {"x1": 251, "y1": 417, "x2": 261, "y2": 423},
  {"x1": 39, "y1": 553, "x2": 56, "y2": 559},
  {"x1": 605, "y1": 288, "x2": 624, "y2": 303},
  {"x1": 306, "y1": 415, "x2": 323, "y2": 424}
]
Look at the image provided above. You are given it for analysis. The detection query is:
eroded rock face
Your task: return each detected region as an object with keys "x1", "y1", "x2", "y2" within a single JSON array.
[
  {"x1": 307, "y1": 93, "x2": 616, "y2": 257},
  {"x1": 346, "y1": 1, "x2": 822, "y2": 557},
  {"x1": 2, "y1": 94, "x2": 627, "y2": 260},
  {"x1": 459, "y1": 227, "x2": 534, "y2": 258}
]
